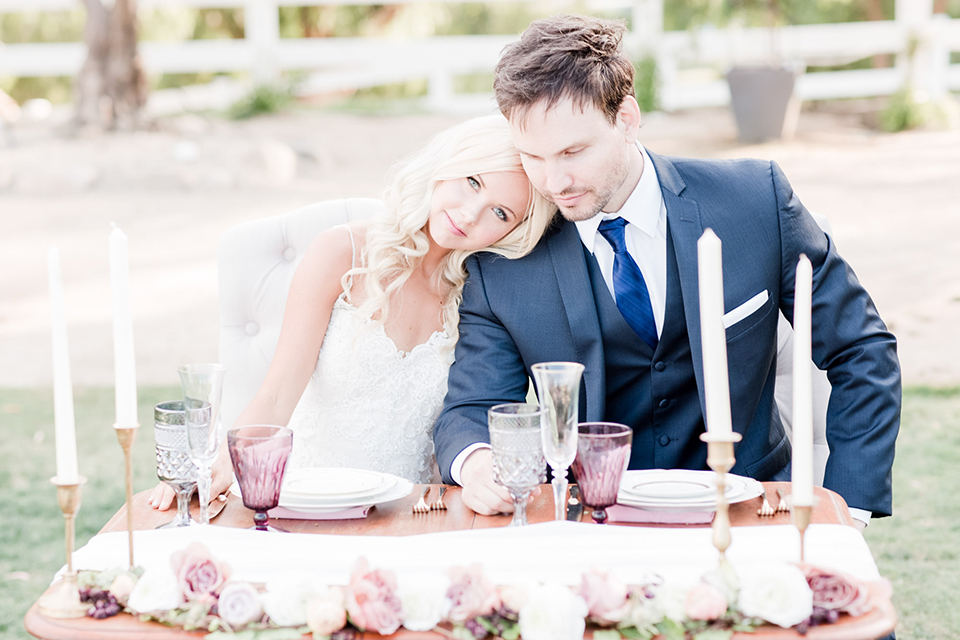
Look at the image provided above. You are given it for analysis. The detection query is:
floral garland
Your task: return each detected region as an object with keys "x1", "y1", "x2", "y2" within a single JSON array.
[{"x1": 75, "y1": 542, "x2": 886, "y2": 640}]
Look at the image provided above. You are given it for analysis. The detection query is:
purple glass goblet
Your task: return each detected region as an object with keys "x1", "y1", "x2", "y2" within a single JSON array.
[
  {"x1": 227, "y1": 425, "x2": 293, "y2": 532},
  {"x1": 571, "y1": 422, "x2": 633, "y2": 524}
]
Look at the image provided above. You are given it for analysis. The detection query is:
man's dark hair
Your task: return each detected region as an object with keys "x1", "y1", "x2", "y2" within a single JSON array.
[{"x1": 494, "y1": 14, "x2": 635, "y2": 125}]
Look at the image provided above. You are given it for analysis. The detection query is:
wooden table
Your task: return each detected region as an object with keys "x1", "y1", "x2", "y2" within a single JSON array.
[{"x1": 24, "y1": 482, "x2": 896, "y2": 640}]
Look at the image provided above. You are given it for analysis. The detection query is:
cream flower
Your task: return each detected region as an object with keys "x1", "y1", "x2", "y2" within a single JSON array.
[
  {"x1": 739, "y1": 564, "x2": 813, "y2": 628},
  {"x1": 126, "y1": 566, "x2": 185, "y2": 614},
  {"x1": 397, "y1": 574, "x2": 450, "y2": 631},
  {"x1": 306, "y1": 587, "x2": 348, "y2": 636},
  {"x1": 217, "y1": 581, "x2": 263, "y2": 628},
  {"x1": 261, "y1": 571, "x2": 333, "y2": 627},
  {"x1": 518, "y1": 583, "x2": 588, "y2": 640}
]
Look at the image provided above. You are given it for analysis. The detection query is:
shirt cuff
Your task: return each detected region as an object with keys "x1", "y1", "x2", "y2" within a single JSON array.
[
  {"x1": 450, "y1": 443, "x2": 491, "y2": 486},
  {"x1": 848, "y1": 507, "x2": 871, "y2": 527}
]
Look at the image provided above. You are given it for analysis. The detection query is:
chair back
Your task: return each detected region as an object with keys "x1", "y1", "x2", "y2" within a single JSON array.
[{"x1": 217, "y1": 198, "x2": 385, "y2": 431}]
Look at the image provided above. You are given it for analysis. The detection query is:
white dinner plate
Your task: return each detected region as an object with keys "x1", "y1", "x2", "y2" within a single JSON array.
[
  {"x1": 616, "y1": 469, "x2": 762, "y2": 512},
  {"x1": 619, "y1": 470, "x2": 739, "y2": 503},
  {"x1": 229, "y1": 471, "x2": 413, "y2": 513},
  {"x1": 280, "y1": 467, "x2": 387, "y2": 500}
]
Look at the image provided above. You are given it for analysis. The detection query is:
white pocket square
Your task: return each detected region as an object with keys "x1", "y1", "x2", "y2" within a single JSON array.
[{"x1": 723, "y1": 290, "x2": 769, "y2": 329}]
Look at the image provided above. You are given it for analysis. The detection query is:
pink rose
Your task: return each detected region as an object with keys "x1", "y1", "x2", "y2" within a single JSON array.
[
  {"x1": 445, "y1": 564, "x2": 501, "y2": 624},
  {"x1": 346, "y1": 557, "x2": 403, "y2": 635},
  {"x1": 217, "y1": 582, "x2": 263, "y2": 628},
  {"x1": 684, "y1": 582, "x2": 728, "y2": 621},
  {"x1": 802, "y1": 566, "x2": 871, "y2": 616},
  {"x1": 578, "y1": 570, "x2": 629, "y2": 625},
  {"x1": 170, "y1": 542, "x2": 231, "y2": 603}
]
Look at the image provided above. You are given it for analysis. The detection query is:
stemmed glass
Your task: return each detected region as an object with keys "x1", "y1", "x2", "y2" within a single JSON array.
[
  {"x1": 488, "y1": 403, "x2": 546, "y2": 527},
  {"x1": 571, "y1": 422, "x2": 633, "y2": 524},
  {"x1": 178, "y1": 363, "x2": 226, "y2": 526},
  {"x1": 227, "y1": 425, "x2": 293, "y2": 532},
  {"x1": 531, "y1": 362, "x2": 584, "y2": 520},
  {"x1": 153, "y1": 400, "x2": 199, "y2": 528}
]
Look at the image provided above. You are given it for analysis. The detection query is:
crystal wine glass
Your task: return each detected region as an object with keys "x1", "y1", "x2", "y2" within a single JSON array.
[
  {"x1": 154, "y1": 400, "x2": 199, "y2": 528},
  {"x1": 178, "y1": 363, "x2": 226, "y2": 525},
  {"x1": 227, "y1": 425, "x2": 293, "y2": 532},
  {"x1": 531, "y1": 362, "x2": 584, "y2": 520},
  {"x1": 488, "y1": 403, "x2": 546, "y2": 527},
  {"x1": 571, "y1": 422, "x2": 633, "y2": 524}
]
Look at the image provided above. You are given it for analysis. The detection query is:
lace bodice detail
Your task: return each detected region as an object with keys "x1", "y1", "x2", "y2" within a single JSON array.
[{"x1": 286, "y1": 294, "x2": 454, "y2": 483}]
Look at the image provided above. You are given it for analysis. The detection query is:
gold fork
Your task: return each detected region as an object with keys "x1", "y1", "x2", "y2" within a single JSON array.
[
  {"x1": 775, "y1": 487, "x2": 790, "y2": 513},
  {"x1": 431, "y1": 486, "x2": 447, "y2": 511},
  {"x1": 757, "y1": 486, "x2": 776, "y2": 516},
  {"x1": 412, "y1": 486, "x2": 431, "y2": 514}
]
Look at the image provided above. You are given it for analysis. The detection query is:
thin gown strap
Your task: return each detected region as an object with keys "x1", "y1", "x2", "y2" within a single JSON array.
[{"x1": 343, "y1": 224, "x2": 356, "y2": 292}]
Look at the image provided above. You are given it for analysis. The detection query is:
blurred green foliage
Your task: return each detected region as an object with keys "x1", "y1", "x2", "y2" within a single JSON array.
[
  {"x1": 228, "y1": 83, "x2": 296, "y2": 119},
  {"x1": 634, "y1": 55, "x2": 659, "y2": 112}
]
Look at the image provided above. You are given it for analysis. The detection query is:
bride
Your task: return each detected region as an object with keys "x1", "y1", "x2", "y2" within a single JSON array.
[{"x1": 150, "y1": 115, "x2": 555, "y2": 509}]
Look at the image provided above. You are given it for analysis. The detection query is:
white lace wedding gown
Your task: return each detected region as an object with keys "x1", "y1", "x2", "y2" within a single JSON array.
[{"x1": 285, "y1": 230, "x2": 454, "y2": 484}]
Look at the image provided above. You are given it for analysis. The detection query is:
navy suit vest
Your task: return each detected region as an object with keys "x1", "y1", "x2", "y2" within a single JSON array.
[{"x1": 584, "y1": 226, "x2": 708, "y2": 472}]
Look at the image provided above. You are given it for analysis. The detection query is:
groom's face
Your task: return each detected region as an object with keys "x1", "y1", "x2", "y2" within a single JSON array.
[{"x1": 509, "y1": 97, "x2": 637, "y2": 221}]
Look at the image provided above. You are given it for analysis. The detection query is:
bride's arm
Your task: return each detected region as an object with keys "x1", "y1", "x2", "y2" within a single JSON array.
[{"x1": 150, "y1": 224, "x2": 358, "y2": 510}]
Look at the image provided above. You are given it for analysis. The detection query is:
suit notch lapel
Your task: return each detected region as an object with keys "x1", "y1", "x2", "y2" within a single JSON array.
[{"x1": 547, "y1": 222, "x2": 606, "y2": 421}]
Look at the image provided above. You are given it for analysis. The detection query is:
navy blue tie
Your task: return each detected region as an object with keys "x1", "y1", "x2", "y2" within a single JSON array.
[{"x1": 597, "y1": 217, "x2": 658, "y2": 350}]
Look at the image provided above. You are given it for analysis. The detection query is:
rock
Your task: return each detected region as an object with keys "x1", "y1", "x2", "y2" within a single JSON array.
[{"x1": 248, "y1": 138, "x2": 298, "y2": 186}]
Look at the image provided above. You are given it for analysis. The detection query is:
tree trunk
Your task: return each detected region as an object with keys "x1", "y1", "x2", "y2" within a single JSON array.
[{"x1": 74, "y1": 0, "x2": 148, "y2": 130}]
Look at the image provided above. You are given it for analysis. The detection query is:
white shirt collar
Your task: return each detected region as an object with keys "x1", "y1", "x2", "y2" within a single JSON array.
[{"x1": 575, "y1": 143, "x2": 663, "y2": 253}]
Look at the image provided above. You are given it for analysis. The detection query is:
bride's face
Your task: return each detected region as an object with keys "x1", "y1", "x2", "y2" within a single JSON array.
[{"x1": 427, "y1": 171, "x2": 530, "y2": 251}]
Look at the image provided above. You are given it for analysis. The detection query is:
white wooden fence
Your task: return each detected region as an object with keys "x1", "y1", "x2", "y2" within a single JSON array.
[{"x1": 0, "y1": 0, "x2": 958, "y2": 112}]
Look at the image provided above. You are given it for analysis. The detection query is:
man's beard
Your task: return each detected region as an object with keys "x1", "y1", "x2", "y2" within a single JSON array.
[{"x1": 552, "y1": 155, "x2": 630, "y2": 222}]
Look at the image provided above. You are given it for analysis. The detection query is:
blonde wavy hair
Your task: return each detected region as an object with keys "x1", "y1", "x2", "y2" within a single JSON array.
[{"x1": 343, "y1": 114, "x2": 556, "y2": 345}]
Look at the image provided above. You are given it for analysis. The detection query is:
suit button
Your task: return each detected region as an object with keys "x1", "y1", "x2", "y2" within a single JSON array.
[
  {"x1": 658, "y1": 435, "x2": 670, "y2": 446},
  {"x1": 658, "y1": 399, "x2": 669, "y2": 409},
  {"x1": 654, "y1": 361, "x2": 666, "y2": 371}
]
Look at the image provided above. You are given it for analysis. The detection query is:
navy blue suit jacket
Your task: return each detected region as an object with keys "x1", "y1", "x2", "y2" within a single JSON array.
[{"x1": 434, "y1": 152, "x2": 901, "y2": 517}]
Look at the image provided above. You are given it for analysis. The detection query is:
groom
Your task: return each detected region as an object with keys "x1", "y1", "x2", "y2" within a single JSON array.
[{"x1": 432, "y1": 14, "x2": 901, "y2": 528}]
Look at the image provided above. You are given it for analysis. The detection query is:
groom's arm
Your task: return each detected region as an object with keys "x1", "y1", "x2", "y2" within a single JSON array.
[
  {"x1": 773, "y1": 162, "x2": 901, "y2": 518},
  {"x1": 434, "y1": 254, "x2": 532, "y2": 509}
]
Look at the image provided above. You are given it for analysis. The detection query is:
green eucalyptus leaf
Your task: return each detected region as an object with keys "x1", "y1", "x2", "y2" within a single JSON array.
[
  {"x1": 692, "y1": 630, "x2": 733, "y2": 640},
  {"x1": 592, "y1": 629, "x2": 623, "y2": 640}
]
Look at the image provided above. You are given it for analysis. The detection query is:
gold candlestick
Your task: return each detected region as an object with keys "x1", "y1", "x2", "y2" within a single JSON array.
[
  {"x1": 114, "y1": 423, "x2": 139, "y2": 569},
  {"x1": 700, "y1": 432, "x2": 742, "y2": 564},
  {"x1": 38, "y1": 477, "x2": 89, "y2": 619},
  {"x1": 793, "y1": 504, "x2": 813, "y2": 563}
]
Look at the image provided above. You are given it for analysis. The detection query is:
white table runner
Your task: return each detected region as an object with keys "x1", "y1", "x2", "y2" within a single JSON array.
[{"x1": 66, "y1": 521, "x2": 880, "y2": 588}]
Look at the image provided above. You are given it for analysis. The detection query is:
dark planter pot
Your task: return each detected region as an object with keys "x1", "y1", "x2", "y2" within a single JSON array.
[{"x1": 726, "y1": 66, "x2": 800, "y2": 143}]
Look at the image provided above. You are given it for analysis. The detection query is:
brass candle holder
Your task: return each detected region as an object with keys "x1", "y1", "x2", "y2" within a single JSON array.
[
  {"x1": 781, "y1": 491, "x2": 819, "y2": 563},
  {"x1": 114, "y1": 423, "x2": 139, "y2": 569},
  {"x1": 38, "y1": 476, "x2": 89, "y2": 619},
  {"x1": 700, "y1": 432, "x2": 742, "y2": 564}
]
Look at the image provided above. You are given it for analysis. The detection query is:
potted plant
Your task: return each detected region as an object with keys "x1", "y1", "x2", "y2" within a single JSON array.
[{"x1": 688, "y1": 0, "x2": 801, "y2": 143}]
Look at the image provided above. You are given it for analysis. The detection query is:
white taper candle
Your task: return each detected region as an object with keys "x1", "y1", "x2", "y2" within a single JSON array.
[
  {"x1": 109, "y1": 224, "x2": 138, "y2": 428},
  {"x1": 697, "y1": 228, "x2": 733, "y2": 435},
  {"x1": 791, "y1": 255, "x2": 815, "y2": 506},
  {"x1": 48, "y1": 248, "x2": 79, "y2": 484}
]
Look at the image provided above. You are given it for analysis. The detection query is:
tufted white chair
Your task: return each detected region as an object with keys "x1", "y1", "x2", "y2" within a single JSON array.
[
  {"x1": 217, "y1": 198, "x2": 385, "y2": 432},
  {"x1": 217, "y1": 199, "x2": 832, "y2": 484}
]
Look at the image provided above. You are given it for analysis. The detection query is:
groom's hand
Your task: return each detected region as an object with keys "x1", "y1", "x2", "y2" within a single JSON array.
[{"x1": 460, "y1": 449, "x2": 540, "y2": 515}]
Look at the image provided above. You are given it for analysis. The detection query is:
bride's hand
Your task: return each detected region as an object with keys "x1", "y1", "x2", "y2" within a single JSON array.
[{"x1": 149, "y1": 450, "x2": 235, "y2": 511}]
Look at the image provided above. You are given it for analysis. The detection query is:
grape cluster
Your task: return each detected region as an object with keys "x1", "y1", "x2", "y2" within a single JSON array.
[
  {"x1": 796, "y1": 606, "x2": 840, "y2": 635},
  {"x1": 79, "y1": 587, "x2": 122, "y2": 619}
]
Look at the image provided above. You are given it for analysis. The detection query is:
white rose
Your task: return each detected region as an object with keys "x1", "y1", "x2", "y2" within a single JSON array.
[
  {"x1": 653, "y1": 583, "x2": 688, "y2": 623},
  {"x1": 499, "y1": 579, "x2": 537, "y2": 614},
  {"x1": 306, "y1": 589, "x2": 348, "y2": 636},
  {"x1": 518, "y1": 583, "x2": 588, "y2": 640},
  {"x1": 397, "y1": 574, "x2": 449, "y2": 632},
  {"x1": 261, "y1": 571, "x2": 332, "y2": 627},
  {"x1": 738, "y1": 564, "x2": 813, "y2": 629},
  {"x1": 127, "y1": 567, "x2": 185, "y2": 613}
]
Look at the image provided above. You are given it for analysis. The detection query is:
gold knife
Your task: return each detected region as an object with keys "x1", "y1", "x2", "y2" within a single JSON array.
[{"x1": 567, "y1": 485, "x2": 583, "y2": 521}]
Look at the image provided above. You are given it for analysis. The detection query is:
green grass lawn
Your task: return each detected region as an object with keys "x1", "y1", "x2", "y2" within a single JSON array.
[{"x1": 1, "y1": 386, "x2": 957, "y2": 639}]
